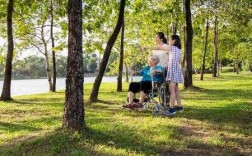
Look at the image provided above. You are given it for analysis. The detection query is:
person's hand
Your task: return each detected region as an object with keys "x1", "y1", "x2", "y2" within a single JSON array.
[
  {"x1": 154, "y1": 70, "x2": 163, "y2": 74},
  {"x1": 138, "y1": 45, "x2": 146, "y2": 51}
]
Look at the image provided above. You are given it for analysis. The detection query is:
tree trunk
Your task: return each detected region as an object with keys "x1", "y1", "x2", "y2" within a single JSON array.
[
  {"x1": 218, "y1": 59, "x2": 221, "y2": 76},
  {"x1": 172, "y1": 24, "x2": 177, "y2": 35},
  {"x1": 62, "y1": 0, "x2": 84, "y2": 131},
  {"x1": 235, "y1": 59, "x2": 239, "y2": 74},
  {"x1": 172, "y1": 14, "x2": 178, "y2": 35},
  {"x1": 51, "y1": 0, "x2": 56, "y2": 92},
  {"x1": 250, "y1": 63, "x2": 252, "y2": 72},
  {"x1": 183, "y1": 0, "x2": 193, "y2": 88},
  {"x1": 182, "y1": 25, "x2": 186, "y2": 68},
  {"x1": 89, "y1": 0, "x2": 125, "y2": 102},
  {"x1": 200, "y1": 19, "x2": 209, "y2": 81},
  {"x1": 213, "y1": 16, "x2": 218, "y2": 77},
  {"x1": 117, "y1": 20, "x2": 124, "y2": 92},
  {"x1": 1, "y1": 0, "x2": 14, "y2": 100},
  {"x1": 124, "y1": 62, "x2": 129, "y2": 82},
  {"x1": 182, "y1": 1, "x2": 186, "y2": 72},
  {"x1": 41, "y1": 24, "x2": 53, "y2": 91}
]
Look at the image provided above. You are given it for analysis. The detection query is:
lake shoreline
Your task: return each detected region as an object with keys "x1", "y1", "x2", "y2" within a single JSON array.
[{"x1": 0, "y1": 76, "x2": 117, "y2": 96}]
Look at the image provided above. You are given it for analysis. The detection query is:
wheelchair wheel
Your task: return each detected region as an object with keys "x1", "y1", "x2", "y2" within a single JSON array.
[
  {"x1": 152, "y1": 104, "x2": 162, "y2": 116},
  {"x1": 158, "y1": 86, "x2": 166, "y2": 106},
  {"x1": 159, "y1": 83, "x2": 170, "y2": 106}
]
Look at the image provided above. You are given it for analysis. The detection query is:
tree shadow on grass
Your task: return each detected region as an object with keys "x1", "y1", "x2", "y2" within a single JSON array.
[
  {"x1": 0, "y1": 121, "x2": 42, "y2": 133},
  {"x1": 2, "y1": 98, "x2": 64, "y2": 106},
  {"x1": 0, "y1": 123, "x2": 179, "y2": 156},
  {"x1": 178, "y1": 102, "x2": 252, "y2": 135},
  {"x1": 163, "y1": 120, "x2": 252, "y2": 156}
]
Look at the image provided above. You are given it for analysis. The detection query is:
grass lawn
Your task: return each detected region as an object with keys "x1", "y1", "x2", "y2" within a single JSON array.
[{"x1": 0, "y1": 72, "x2": 251, "y2": 156}]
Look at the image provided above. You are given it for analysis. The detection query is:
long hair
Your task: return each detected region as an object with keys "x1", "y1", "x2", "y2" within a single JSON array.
[
  {"x1": 171, "y1": 35, "x2": 181, "y2": 49},
  {"x1": 157, "y1": 32, "x2": 167, "y2": 44}
]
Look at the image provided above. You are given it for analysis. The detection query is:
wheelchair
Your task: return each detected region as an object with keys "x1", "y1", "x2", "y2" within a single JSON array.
[
  {"x1": 143, "y1": 77, "x2": 170, "y2": 116},
  {"x1": 128, "y1": 73, "x2": 170, "y2": 116}
]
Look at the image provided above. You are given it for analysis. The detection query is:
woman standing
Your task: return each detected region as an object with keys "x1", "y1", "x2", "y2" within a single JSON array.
[
  {"x1": 144, "y1": 34, "x2": 184, "y2": 116},
  {"x1": 152, "y1": 32, "x2": 169, "y2": 69}
]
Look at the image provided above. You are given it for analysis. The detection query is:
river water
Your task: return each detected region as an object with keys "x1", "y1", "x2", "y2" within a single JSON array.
[{"x1": 0, "y1": 76, "x2": 117, "y2": 96}]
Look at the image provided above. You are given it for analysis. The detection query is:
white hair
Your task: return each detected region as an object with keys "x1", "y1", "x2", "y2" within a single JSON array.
[{"x1": 149, "y1": 55, "x2": 159, "y2": 64}]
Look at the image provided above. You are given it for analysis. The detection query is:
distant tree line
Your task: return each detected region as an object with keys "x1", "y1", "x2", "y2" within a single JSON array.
[{"x1": 0, "y1": 52, "x2": 120, "y2": 79}]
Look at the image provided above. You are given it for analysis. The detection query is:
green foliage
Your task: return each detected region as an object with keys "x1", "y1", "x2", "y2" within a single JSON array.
[
  {"x1": 0, "y1": 0, "x2": 251, "y2": 77},
  {"x1": 10, "y1": 55, "x2": 67, "y2": 79}
]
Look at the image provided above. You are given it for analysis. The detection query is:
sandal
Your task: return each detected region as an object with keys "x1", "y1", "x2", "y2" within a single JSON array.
[
  {"x1": 132, "y1": 103, "x2": 143, "y2": 108},
  {"x1": 122, "y1": 103, "x2": 135, "y2": 109}
]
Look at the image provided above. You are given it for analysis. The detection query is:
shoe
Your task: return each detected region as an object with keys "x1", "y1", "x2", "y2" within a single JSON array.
[
  {"x1": 175, "y1": 106, "x2": 183, "y2": 112},
  {"x1": 133, "y1": 103, "x2": 143, "y2": 108},
  {"x1": 165, "y1": 108, "x2": 176, "y2": 116},
  {"x1": 122, "y1": 104, "x2": 135, "y2": 109}
]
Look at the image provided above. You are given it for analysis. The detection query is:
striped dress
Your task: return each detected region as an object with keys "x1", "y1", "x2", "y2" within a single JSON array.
[{"x1": 166, "y1": 46, "x2": 184, "y2": 83}]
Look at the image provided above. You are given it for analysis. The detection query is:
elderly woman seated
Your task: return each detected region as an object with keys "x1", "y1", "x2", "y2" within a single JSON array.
[{"x1": 123, "y1": 55, "x2": 165, "y2": 109}]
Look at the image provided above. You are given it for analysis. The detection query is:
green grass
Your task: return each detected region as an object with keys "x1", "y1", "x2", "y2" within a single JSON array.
[{"x1": 0, "y1": 72, "x2": 252, "y2": 156}]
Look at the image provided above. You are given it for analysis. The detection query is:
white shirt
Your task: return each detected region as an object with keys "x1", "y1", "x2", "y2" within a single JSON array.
[{"x1": 152, "y1": 44, "x2": 169, "y2": 68}]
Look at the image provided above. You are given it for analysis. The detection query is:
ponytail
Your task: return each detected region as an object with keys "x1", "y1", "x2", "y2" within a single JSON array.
[{"x1": 157, "y1": 32, "x2": 167, "y2": 44}]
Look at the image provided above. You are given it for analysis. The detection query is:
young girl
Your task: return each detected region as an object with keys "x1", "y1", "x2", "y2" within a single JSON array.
[{"x1": 144, "y1": 34, "x2": 184, "y2": 116}]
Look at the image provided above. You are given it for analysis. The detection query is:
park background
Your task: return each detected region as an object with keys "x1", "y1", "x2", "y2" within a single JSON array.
[{"x1": 0, "y1": 0, "x2": 251, "y2": 155}]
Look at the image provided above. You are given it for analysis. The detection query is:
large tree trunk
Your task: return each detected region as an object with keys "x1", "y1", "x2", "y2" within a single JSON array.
[
  {"x1": 1, "y1": 0, "x2": 14, "y2": 100},
  {"x1": 41, "y1": 24, "x2": 53, "y2": 91},
  {"x1": 183, "y1": 0, "x2": 193, "y2": 88},
  {"x1": 213, "y1": 16, "x2": 218, "y2": 77},
  {"x1": 89, "y1": 0, "x2": 125, "y2": 102},
  {"x1": 62, "y1": 0, "x2": 84, "y2": 131},
  {"x1": 51, "y1": 0, "x2": 56, "y2": 92},
  {"x1": 117, "y1": 20, "x2": 124, "y2": 92},
  {"x1": 200, "y1": 19, "x2": 209, "y2": 81}
]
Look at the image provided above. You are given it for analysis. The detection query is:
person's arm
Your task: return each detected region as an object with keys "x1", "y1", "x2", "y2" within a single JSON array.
[
  {"x1": 132, "y1": 68, "x2": 144, "y2": 76},
  {"x1": 138, "y1": 68, "x2": 144, "y2": 76},
  {"x1": 143, "y1": 45, "x2": 171, "y2": 51},
  {"x1": 153, "y1": 66, "x2": 165, "y2": 75}
]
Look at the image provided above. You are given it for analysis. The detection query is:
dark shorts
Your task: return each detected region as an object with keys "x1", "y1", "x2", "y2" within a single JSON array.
[{"x1": 128, "y1": 81, "x2": 152, "y2": 94}]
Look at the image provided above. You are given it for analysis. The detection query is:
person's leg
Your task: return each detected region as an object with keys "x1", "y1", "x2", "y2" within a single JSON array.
[
  {"x1": 127, "y1": 82, "x2": 140, "y2": 104},
  {"x1": 139, "y1": 81, "x2": 152, "y2": 105},
  {"x1": 139, "y1": 91, "x2": 146, "y2": 104},
  {"x1": 169, "y1": 81, "x2": 176, "y2": 108},
  {"x1": 175, "y1": 84, "x2": 182, "y2": 107},
  {"x1": 128, "y1": 92, "x2": 135, "y2": 104},
  {"x1": 166, "y1": 81, "x2": 176, "y2": 115}
]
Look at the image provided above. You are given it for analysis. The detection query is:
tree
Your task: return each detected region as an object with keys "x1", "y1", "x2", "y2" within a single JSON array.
[
  {"x1": 117, "y1": 18, "x2": 124, "y2": 92},
  {"x1": 62, "y1": 0, "x2": 84, "y2": 131},
  {"x1": 1, "y1": 0, "x2": 14, "y2": 100},
  {"x1": 212, "y1": 15, "x2": 218, "y2": 77},
  {"x1": 12, "y1": 0, "x2": 67, "y2": 92},
  {"x1": 89, "y1": 0, "x2": 125, "y2": 102},
  {"x1": 200, "y1": 18, "x2": 209, "y2": 80},
  {"x1": 51, "y1": 0, "x2": 56, "y2": 92},
  {"x1": 183, "y1": 0, "x2": 193, "y2": 88},
  {"x1": 13, "y1": 56, "x2": 47, "y2": 78},
  {"x1": 87, "y1": 54, "x2": 98, "y2": 73}
]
